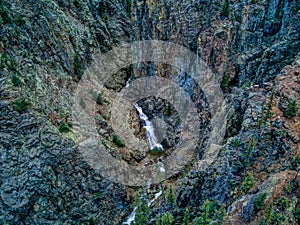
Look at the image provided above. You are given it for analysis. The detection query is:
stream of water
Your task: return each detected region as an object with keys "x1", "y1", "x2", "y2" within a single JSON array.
[
  {"x1": 123, "y1": 188, "x2": 163, "y2": 225},
  {"x1": 123, "y1": 105, "x2": 165, "y2": 224}
]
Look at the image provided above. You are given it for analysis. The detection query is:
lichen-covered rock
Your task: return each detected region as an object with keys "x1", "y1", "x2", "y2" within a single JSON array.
[{"x1": 0, "y1": 0, "x2": 299, "y2": 224}]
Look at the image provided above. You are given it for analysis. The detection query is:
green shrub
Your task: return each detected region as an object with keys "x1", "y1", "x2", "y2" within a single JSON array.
[
  {"x1": 259, "y1": 203, "x2": 287, "y2": 225},
  {"x1": 285, "y1": 182, "x2": 293, "y2": 194},
  {"x1": 7, "y1": 55, "x2": 17, "y2": 71},
  {"x1": 96, "y1": 93, "x2": 102, "y2": 105},
  {"x1": 88, "y1": 216, "x2": 95, "y2": 225},
  {"x1": 90, "y1": 90, "x2": 103, "y2": 105},
  {"x1": 284, "y1": 99, "x2": 298, "y2": 118},
  {"x1": 293, "y1": 8, "x2": 298, "y2": 13},
  {"x1": 126, "y1": 0, "x2": 131, "y2": 17},
  {"x1": 259, "y1": 203, "x2": 273, "y2": 225},
  {"x1": 16, "y1": 15, "x2": 26, "y2": 26},
  {"x1": 232, "y1": 138, "x2": 240, "y2": 148},
  {"x1": 295, "y1": 207, "x2": 300, "y2": 220},
  {"x1": 241, "y1": 172, "x2": 256, "y2": 194},
  {"x1": 1, "y1": 52, "x2": 17, "y2": 71},
  {"x1": 93, "y1": 192, "x2": 101, "y2": 199},
  {"x1": 11, "y1": 74, "x2": 21, "y2": 86},
  {"x1": 150, "y1": 146, "x2": 163, "y2": 155},
  {"x1": 265, "y1": 92, "x2": 274, "y2": 119},
  {"x1": 242, "y1": 81, "x2": 251, "y2": 89},
  {"x1": 243, "y1": 137, "x2": 256, "y2": 167},
  {"x1": 163, "y1": 103, "x2": 172, "y2": 116},
  {"x1": 254, "y1": 193, "x2": 268, "y2": 211},
  {"x1": 79, "y1": 98, "x2": 86, "y2": 109},
  {"x1": 112, "y1": 134, "x2": 125, "y2": 147},
  {"x1": 221, "y1": 0, "x2": 230, "y2": 17},
  {"x1": 58, "y1": 121, "x2": 72, "y2": 133},
  {"x1": 272, "y1": 211, "x2": 287, "y2": 224},
  {"x1": 0, "y1": 1, "x2": 13, "y2": 24},
  {"x1": 276, "y1": 196, "x2": 290, "y2": 210},
  {"x1": 13, "y1": 98, "x2": 30, "y2": 113},
  {"x1": 221, "y1": 71, "x2": 230, "y2": 89},
  {"x1": 248, "y1": 137, "x2": 256, "y2": 152},
  {"x1": 194, "y1": 200, "x2": 213, "y2": 225},
  {"x1": 74, "y1": 54, "x2": 83, "y2": 79},
  {"x1": 73, "y1": 0, "x2": 83, "y2": 9}
]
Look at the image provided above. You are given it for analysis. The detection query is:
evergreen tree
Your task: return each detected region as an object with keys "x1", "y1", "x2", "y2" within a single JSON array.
[
  {"x1": 221, "y1": 0, "x2": 230, "y2": 17},
  {"x1": 284, "y1": 99, "x2": 298, "y2": 118},
  {"x1": 221, "y1": 71, "x2": 230, "y2": 89},
  {"x1": 156, "y1": 212, "x2": 174, "y2": 225},
  {"x1": 194, "y1": 200, "x2": 226, "y2": 225},
  {"x1": 241, "y1": 172, "x2": 256, "y2": 194},
  {"x1": 134, "y1": 192, "x2": 150, "y2": 225},
  {"x1": 194, "y1": 200, "x2": 212, "y2": 225},
  {"x1": 165, "y1": 186, "x2": 176, "y2": 208},
  {"x1": 126, "y1": 0, "x2": 131, "y2": 17},
  {"x1": 182, "y1": 208, "x2": 190, "y2": 225}
]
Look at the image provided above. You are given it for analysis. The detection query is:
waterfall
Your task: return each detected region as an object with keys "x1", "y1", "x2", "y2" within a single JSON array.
[
  {"x1": 123, "y1": 95, "x2": 165, "y2": 225},
  {"x1": 134, "y1": 103, "x2": 163, "y2": 151},
  {"x1": 123, "y1": 206, "x2": 137, "y2": 225},
  {"x1": 147, "y1": 189, "x2": 163, "y2": 207}
]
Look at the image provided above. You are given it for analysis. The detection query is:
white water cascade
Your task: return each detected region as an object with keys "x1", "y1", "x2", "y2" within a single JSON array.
[
  {"x1": 123, "y1": 206, "x2": 137, "y2": 225},
  {"x1": 134, "y1": 103, "x2": 163, "y2": 151},
  {"x1": 123, "y1": 189, "x2": 163, "y2": 224},
  {"x1": 123, "y1": 187, "x2": 163, "y2": 225},
  {"x1": 123, "y1": 102, "x2": 165, "y2": 225}
]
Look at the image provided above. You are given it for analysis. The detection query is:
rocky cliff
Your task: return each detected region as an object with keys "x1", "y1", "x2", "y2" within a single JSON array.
[{"x1": 0, "y1": 0, "x2": 299, "y2": 224}]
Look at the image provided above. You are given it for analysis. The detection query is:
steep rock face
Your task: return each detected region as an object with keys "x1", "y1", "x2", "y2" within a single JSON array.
[
  {"x1": 128, "y1": 0, "x2": 300, "y2": 85},
  {"x1": 176, "y1": 56, "x2": 300, "y2": 224},
  {"x1": 1, "y1": 0, "x2": 132, "y2": 224},
  {"x1": 230, "y1": 0, "x2": 300, "y2": 85},
  {"x1": 0, "y1": 0, "x2": 299, "y2": 224},
  {"x1": 0, "y1": 101, "x2": 129, "y2": 224}
]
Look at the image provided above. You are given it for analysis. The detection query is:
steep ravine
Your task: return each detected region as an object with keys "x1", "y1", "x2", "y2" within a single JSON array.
[{"x1": 0, "y1": 0, "x2": 299, "y2": 224}]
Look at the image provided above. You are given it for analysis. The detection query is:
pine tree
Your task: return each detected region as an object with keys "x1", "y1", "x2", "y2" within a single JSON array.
[
  {"x1": 241, "y1": 172, "x2": 256, "y2": 194},
  {"x1": 194, "y1": 200, "x2": 212, "y2": 225},
  {"x1": 221, "y1": 71, "x2": 230, "y2": 89},
  {"x1": 165, "y1": 186, "x2": 176, "y2": 208},
  {"x1": 156, "y1": 212, "x2": 174, "y2": 225},
  {"x1": 194, "y1": 200, "x2": 226, "y2": 225},
  {"x1": 221, "y1": 0, "x2": 230, "y2": 17},
  {"x1": 134, "y1": 192, "x2": 150, "y2": 225},
  {"x1": 126, "y1": 0, "x2": 131, "y2": 17},
  {"x1": 284, "y1": 99, "x2": 298, "y2": 118},
  {"x1": 182, "y1": 208, "x2": 190, "y2": 225}
]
